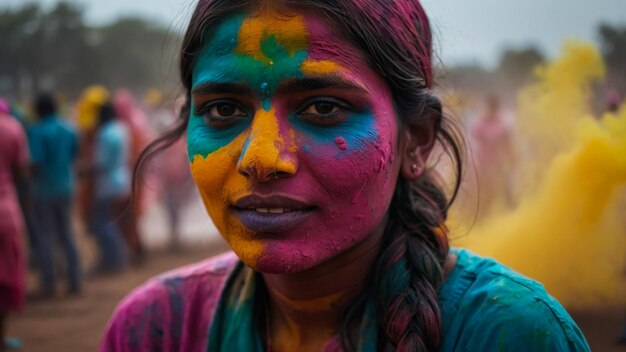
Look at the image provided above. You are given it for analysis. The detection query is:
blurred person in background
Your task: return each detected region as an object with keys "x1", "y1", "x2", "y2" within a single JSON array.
[
  {"x1": 88, "y1": 102, "x2": 130, "y2": 274},
  {"x1": 147, "y1": 94, "x2": 195, "y2": 250},
  {"x1": 5, "y1": 102, "x2": 39, "y2": 269},
  {"x1": 0, "y1": 98, "x2": 29, "y2": 351},
  {"x1": 470, "y1": 95, "x2": 516, "y2": 218},
  {"x1": 113, "y1": 89, "x2": 151, "y2": 265},
  {"x1": 28, "y1": 93, "x2": 82, "y2": 297},
  {"x1": 161, "y1": 137, "x2": 194, "y2": 250},
  {"x1": 606, "y1": 89, "x2": 622, "y2": 114},
  {"x1": 75, "y1": 86, "x2": 110, "y2": 242}
]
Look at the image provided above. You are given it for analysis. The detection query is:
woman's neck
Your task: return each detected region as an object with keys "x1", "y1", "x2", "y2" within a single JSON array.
[{"x1": 261, "y1": 221, "x2": 386, "y2": 352}]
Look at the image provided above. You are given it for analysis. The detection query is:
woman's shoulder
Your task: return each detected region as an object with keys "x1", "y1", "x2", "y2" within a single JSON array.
[
  {"x1": 99, "y1": 251, "x2": 239, "y2": 352},
  {"x1": 438, "y1": 248, "x2": 590, "y2": 351}
]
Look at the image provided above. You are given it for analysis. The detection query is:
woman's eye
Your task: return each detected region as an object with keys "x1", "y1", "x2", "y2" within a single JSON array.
[
  {"x1": 300, "y1": 101, "x2": 341, "y2": 116},
  {"x1": 297, "y1": 99, "x2": 351, "y2": 127},
  {"x1": 197, "y1": 101, "x2": 248, "y2": 128},
  {"x1": 209, "y1": 103, "x2": 246, "y2": 118}
]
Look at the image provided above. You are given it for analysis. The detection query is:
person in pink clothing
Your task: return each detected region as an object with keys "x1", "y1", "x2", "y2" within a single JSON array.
[
  {"x1": 113, "y1": 89, "x2": 152, "y2": 265},
  {"x1": 0, "y1": 98, "x2": 29, "y2": 351},
  {"x1": 470, "y1": 95, "x2": 516, "y2": 217}
]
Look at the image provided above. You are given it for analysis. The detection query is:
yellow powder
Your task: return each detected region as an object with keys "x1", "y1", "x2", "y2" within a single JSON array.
[
  {"x1": 300, "y1": 60, "x2": 344, "y2": 76},
  {"x1": 453, "y1": 42, "x2": 626, "y2": 308},
  {"x1": 190, "y1": 134, "x2": 264, "y2": 267},
  {"x1": 236, "y1": 9, "x2": 345, "y2": 76},
  {"x1": 239, "y1": 107, "x2": 297, "y2": 178},
  {"x1": 236, "y1": 10, "x2": 308, "y2": 63}
]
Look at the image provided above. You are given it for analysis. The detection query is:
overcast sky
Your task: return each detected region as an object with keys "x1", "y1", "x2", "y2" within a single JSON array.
[{"x1": 2, "y1": 0, "x2": 625, "y2": 67}]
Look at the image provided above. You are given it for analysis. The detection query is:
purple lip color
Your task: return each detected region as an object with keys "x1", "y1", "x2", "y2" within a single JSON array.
[
  {"x1": 231, "y1": 208, "x2": 314, "y2": 233},
  {"x1": 231, "y1": 194, "x2": 316, "y2": 233}
]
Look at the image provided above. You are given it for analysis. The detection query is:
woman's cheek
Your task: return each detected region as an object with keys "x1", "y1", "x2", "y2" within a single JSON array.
[
  {"x1": 285, "y1": 139, "x2": 397, "y2": 268},
  {"x1": 188, "y1": 134, "x2": 265, "y2": 266}
]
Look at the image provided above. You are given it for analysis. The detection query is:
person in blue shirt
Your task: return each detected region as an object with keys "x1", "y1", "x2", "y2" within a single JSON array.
[
  {"x1": 88, "y1": 102, "x2": 130, "y2": 274},
  {"x1": 28, "y1": 93, "x2": 82, "y2": 296}
]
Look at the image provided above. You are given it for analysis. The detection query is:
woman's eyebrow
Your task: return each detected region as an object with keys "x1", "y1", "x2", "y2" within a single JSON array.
[
  {"x1": 191, "y1": 82, "x2": 253, "y2": 96},
  {"x1": 277, "y1": 76, "x2": 368, "y2": 95}
]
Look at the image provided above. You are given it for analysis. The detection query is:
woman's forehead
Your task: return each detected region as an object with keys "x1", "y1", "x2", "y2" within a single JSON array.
[{"x1": 191, "y1": 9, "x2": 374, "y2": 94}]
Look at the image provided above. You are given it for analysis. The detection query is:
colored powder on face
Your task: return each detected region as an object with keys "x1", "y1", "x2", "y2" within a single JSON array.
[
  {"x1": 260, "y1": 82, "x2": 269, "y2": 98},
  {"x1": 189, "y1": 142, "x2": 264, "y2": 267},
  {"x1": 335, "y1": 137, "x2": 347, "y2": 150},
  {"x1": 300, "y1": 60, "x2": 344, "y2": 75},
  {"x1": 452, "y1": 42, "x2": 626, "y2": 308},
  {"x1": 189, "y1": 11, "x2": 350, "y2": 160},
  {"x1": 290, "y1": 109, "x2": 378, "y2": 151},
  {"x1": 187, "y1": 99, "x2": 250, "y2": 162},
  {"x1": 235, "y1": 10, "x2": 308, "y2": 63},
  {"x1": 239, "y1": 107, "x2": 296, "y2": 178},
  {"x1": 187, "y1": 9, "x2": 398, "y2": 273},
  {"x1": 192, "y1": 13, "x2": 307, "y2": 108}
]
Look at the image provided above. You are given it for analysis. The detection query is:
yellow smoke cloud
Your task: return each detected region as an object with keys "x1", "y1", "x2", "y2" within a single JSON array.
[{"x1": 453, "y1": 42, "x2": 626, "y2": 308}]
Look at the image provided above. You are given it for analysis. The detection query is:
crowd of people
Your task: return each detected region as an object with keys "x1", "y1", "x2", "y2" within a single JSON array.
[{"x1": 0, "y1": 88, "x2": 194, "y2": 350}]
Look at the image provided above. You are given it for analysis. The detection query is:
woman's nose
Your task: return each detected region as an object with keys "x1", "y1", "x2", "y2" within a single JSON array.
[{"x1": 237, "y1": 108, "x2": 297, "y2": 182}]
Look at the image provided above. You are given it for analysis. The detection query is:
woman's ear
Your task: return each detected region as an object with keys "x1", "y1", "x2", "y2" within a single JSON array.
[{"x1": 400, "y1": 116, "x2": 438, "y2": 181}]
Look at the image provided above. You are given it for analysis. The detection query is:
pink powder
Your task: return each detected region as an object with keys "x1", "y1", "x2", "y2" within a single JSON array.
[{"x1": 335, "y1": 137, "x2": 347, "y2": 150}]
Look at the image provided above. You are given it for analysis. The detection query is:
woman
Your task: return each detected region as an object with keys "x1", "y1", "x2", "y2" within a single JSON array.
[
  {"x1": 89, "y1": 102, "x2": 130, "y2": 273},
  {"x1": 113, "y1": 89, "x2": 151, "y2": 264},
  {"x1": 102, "y1": 1, "x2": 590, "y2": 351},
  {"x1": 0, "y1": 98, "x2": 29, "y2": 351}
]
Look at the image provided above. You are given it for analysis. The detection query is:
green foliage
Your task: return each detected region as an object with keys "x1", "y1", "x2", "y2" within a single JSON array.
[
  {"x1": 0, "y1": 1, "x2": 181, "y2": 99},
  {"x1": 496, "y1": 47, "x2": 545, "y2": 85}
]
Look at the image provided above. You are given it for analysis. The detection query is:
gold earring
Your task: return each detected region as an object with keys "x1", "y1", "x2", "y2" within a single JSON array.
[{"x1": 411, "y1": 163, "x2": 419, "y2": 174}]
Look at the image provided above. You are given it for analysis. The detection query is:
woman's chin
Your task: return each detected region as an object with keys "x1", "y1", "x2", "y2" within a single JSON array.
[{"x1": 242, "y1": 244, "x2": 325, "y2": 274}]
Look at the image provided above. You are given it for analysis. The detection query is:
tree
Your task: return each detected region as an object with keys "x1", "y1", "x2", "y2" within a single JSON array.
[
  {"x1": 439, "y1": 64, "x2": 495, "y2": 96},
  {"x1": 598, "y1": 23, "x2": 626, "y2": 92},
  {"x1": 0, "y1": 4, "x2": 43, "y2": 98},
  {"x1": 495, "y1": 46, "x2": 545, "y2": 100},
  {"x1": 90, "y1": 17, "x2": 180, "y2": 93},
  {"x1": 0, "y1": 2, "x2": 181, "y2": 100}
]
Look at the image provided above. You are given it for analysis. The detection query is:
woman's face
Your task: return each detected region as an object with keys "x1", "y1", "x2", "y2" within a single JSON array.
[{"x1": 188, "y1": 8, "x2": 402, "y2": 273}]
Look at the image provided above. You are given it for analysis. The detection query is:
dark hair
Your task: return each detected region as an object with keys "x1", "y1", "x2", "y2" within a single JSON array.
[
  {"x1": 35, "y1": 93, "x2": 57, "y2": 118},
  {"x1": 135, "y1": 1, "x2": 464, "y2": 350},
  {"x1": 98, "y1": 102, "x2": 117, "y2": 127}
]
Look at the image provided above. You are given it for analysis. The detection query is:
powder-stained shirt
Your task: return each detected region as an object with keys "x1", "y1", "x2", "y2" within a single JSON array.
[
  {"x1": 95, "y1": 120, "x2": 130, "y2": 198},
  {"x1": 100, "y1": 248, "x2": 590, "y2": 352},
  {"x1": 28, "y1": 115, "x2": 78, "y2": 198}
]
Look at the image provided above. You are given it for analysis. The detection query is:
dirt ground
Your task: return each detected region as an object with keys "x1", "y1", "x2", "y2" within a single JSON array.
[
  {"x1": 8, "y1": 235, "x2": 230, "y2": 352},
  {"x1": 7, "y1": 235, "x2": 626, "y2": 352}
]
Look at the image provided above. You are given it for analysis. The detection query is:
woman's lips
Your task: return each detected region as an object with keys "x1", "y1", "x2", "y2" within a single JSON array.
[{"x1": 231, "y1": 194, "x2": 316, "y2": 233}]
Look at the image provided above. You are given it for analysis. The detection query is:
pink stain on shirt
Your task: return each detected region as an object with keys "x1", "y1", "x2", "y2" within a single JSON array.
[{"x1": 100, "y1": 252, "x2": 238, "y2": 352}]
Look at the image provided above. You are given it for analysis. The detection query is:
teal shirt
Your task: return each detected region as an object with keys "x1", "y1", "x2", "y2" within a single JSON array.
[
  {"x1": 439, "y1": 249, "x2": 590, "y2": 351},
  {"x1": 101, "y1": 249, "x2": 590, "y2": 351},
  {"x1": 28, "y1": 115, "x2": 78, "y2": 198},
  {"x1": 95, "y1": 120, "x2": 130, "y2": 198}
]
